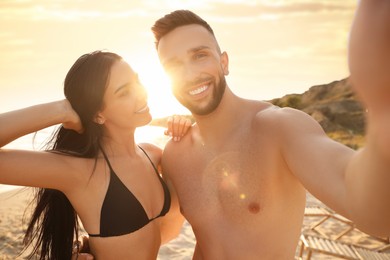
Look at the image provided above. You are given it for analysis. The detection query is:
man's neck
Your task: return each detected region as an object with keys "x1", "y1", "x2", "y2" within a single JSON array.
[{"x1": 192, "y1": 87, "x2": 244, "y2": 147}]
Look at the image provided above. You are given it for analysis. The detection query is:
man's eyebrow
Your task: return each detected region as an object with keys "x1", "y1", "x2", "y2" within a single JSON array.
[
  {"x1": 162, "y1": 46, "x2": 211, "y2": 67},
  {"x1": 188, "y1": 45, "x2": 210, "y2": 53}
]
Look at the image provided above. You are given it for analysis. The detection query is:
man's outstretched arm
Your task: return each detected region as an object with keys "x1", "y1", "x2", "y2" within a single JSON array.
[{"x1": 346, "y1": 0, "x2": 390, "y2": 236}]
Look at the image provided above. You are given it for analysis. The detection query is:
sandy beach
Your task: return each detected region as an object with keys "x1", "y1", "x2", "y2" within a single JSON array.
[{"x1": 0, "y1": 187, "x2": 35, "y2": 260}]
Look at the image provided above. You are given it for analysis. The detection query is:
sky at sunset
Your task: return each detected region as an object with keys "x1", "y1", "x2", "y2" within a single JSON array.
[{"x1": 0, "y1": 0, "x2": 358, "y2": 118}]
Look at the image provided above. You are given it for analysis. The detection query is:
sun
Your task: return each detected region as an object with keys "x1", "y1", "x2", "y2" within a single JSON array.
[{"x1": 123, "y1": 52, "x2": 189, "y2": 119}]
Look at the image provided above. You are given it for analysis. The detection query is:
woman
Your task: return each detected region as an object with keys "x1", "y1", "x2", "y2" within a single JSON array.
[{"x1": 0, "y1": 50, "x2": 190, "y2": 260}]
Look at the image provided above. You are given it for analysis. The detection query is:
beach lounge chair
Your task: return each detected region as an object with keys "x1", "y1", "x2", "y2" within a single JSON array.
[
  {"x1": 304, "y1": 207, "x2": 332, "y2": 227},
  {"x1": 304, "y1": 206, "x2": 355, "y2": 240},
  {"x1": 298, "y1": 234, "x2": 390, "y2": 260}
]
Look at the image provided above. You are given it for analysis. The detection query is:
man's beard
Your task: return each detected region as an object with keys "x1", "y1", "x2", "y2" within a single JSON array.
[{"x1": 175, "y1": 73, "x2": 227, "y2": 116}]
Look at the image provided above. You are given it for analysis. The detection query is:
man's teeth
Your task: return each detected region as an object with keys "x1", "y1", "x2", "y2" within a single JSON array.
[{"x1": 189, "y1": 85, "x2": 208, "y2": 95}]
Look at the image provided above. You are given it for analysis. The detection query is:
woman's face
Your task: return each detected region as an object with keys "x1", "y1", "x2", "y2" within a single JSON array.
[{"x1": 98, "y1": 59, "x2": 151, "y2": 132}]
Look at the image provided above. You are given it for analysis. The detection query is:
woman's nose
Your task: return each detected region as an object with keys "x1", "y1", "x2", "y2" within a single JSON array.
[{"x1": 137, "y1": 84, "x2": 148, "y2": 101}]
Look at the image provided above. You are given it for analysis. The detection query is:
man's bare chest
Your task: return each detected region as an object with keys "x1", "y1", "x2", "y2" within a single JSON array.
[{"x1": 173, "y1": 145, "x2": 279, "y2": 222}]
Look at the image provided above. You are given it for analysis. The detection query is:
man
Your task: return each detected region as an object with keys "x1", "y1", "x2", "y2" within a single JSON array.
[
  {"x1": 152, "y1": 1, "x2": 390, "y2": 259},
  {"x1": 75, "y1": 1, "x2": 390, "y2": 259}
]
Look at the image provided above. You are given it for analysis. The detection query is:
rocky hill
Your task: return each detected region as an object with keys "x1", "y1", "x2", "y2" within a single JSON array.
[
  {"x1": 269, "y1": 78, "x2": 366, "y2": 149},
  {"x1": 151, "y1": 78, "x2": 366, "y2": 149}
]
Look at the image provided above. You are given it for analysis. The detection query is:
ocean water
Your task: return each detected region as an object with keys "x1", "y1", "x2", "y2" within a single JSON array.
[{"x1": 0, "y1": 125, "x2": 196, "y2": 258}]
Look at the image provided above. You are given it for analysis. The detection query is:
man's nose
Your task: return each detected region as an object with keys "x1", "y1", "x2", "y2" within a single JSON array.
[{"x1": 180, "y1": 62, "x2": 200, "y2": 83}]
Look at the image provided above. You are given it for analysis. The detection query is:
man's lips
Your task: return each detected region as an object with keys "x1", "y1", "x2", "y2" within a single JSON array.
[{"x1": 188, "y1": 84, "x2": 209, "y2": 96}]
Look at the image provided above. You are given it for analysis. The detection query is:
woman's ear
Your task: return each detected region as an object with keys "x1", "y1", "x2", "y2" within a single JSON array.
[{"x1": 94, "y1": 113, "x2": 106, "y2": 125}]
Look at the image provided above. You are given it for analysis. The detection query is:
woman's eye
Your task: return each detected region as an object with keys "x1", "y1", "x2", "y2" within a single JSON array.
[{"x1": 119, "y1": 90, "x2": 129, "y2": 97}]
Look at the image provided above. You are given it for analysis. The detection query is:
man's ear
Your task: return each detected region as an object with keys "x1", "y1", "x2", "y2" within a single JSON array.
[
  {"x1": 94, "y1": 113, "x2": 106, "y2": 125},
  {"x1": 220, "y1": 51, "x2": 229, "y2": 76}
]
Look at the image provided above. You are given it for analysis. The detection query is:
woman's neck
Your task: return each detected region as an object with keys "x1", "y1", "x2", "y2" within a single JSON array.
[{"x1": 100, "y1": 130, "x2": 137, "y2": 157}]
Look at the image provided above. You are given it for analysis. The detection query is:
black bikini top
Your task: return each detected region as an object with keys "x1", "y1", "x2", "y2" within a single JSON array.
[{"x1": 88, "y1": 146, "x2": 171, "y2": 237}]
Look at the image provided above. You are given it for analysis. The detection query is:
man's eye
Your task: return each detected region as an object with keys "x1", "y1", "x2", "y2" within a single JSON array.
[
  {"x1": 195, "y1": 53, "x2": 206, "y2": 59},
  {"x1": 164, "y1": 64, "x2": 178, "y2": 74},
  {"x1": 165, "y1": 61, "x2": 180, "y2": 69}
]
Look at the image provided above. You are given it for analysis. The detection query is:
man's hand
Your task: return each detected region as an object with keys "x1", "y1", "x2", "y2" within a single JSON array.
[
  {"x1": 71, "y1": 235, "x2": 94, "y2": 260},
  {"x1": 348, "y1": 0, "x2": 390, "y2": 111},
  {"x1": 71, "y1": 252, "x2": 94, "y2": 260}
]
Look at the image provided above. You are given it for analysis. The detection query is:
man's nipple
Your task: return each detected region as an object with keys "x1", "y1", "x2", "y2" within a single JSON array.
[{"x1": 248, "y1": 202, "x2": 260, "y2": 214}]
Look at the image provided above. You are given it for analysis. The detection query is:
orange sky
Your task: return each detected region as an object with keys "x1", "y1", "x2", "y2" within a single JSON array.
[{"x1": 0, "y1": 0, "x2": 357, "y2": 118}]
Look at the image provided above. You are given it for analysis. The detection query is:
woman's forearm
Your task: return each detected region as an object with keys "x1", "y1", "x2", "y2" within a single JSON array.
[{"x1": 0, "y1": 100, "x2": 70, "y2": 147}]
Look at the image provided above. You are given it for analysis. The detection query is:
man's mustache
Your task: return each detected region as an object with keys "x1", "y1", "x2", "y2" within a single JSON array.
[{"x1": 180, "y1": 76, "x2": 213, "y2": 89}]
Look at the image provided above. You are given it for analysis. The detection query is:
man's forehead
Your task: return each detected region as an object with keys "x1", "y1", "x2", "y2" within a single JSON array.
[{"x1": 157, "y1": 24, "x2": 217, "y2": 59}]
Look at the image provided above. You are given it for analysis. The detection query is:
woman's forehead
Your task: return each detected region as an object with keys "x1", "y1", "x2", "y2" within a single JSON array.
[{"x1": 106, "y1": 60, "x2": 135, "y2": 91}]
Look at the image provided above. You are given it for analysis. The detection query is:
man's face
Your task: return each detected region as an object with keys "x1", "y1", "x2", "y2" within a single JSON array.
[{"x1": 157, "y1": 24, "x2": 229, "y2": 116}]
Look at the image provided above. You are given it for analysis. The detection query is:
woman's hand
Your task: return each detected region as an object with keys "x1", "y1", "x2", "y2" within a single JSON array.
[
  {"x1": 62, "y1": 99, "x2": 83, "y2": 134},
  {"x1": 164, "y1": 115, "x2": 192, "y2": 142},
  {"x1": 0, "y1": 100, "x2": 83, "y2": 147}
]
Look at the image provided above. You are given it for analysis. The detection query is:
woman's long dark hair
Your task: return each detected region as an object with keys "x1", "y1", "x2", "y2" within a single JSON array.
[{"x1": 22, "y1": 51, "x2": 122, "y2": 260}]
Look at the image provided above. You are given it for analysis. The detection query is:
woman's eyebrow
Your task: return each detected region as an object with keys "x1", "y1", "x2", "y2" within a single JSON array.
[{"x1": 114, "y1": 83, "x2": 130, "y2": 94}]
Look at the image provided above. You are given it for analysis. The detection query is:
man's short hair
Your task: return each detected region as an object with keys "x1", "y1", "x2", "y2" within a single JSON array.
[{"x1": 152, "y1": 10, "x2": 215, "y2": 49}]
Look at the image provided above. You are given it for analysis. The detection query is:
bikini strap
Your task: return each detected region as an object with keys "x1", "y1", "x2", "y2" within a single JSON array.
[
  {"x1": 99, "y1": 146, "x2": 114, "y2": 172},
  {"x1": 100, "y1": 145, "x2": 158, "y2": 175},
  {"x1": 138, "y1": 146, "x2": 159, "y2": 175},
  {"x1": 138, "y1": 145, "x2": 170, "y2": 219}
]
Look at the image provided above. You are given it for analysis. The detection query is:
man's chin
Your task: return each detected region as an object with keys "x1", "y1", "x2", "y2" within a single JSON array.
[{"x1": 187, "y1": 105, "x2": 218, "y2": 116}]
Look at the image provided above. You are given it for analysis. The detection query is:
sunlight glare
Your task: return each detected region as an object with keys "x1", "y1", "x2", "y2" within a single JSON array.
[{"x1": 123, "y1": 52, "x2": 189, "y2": 119}]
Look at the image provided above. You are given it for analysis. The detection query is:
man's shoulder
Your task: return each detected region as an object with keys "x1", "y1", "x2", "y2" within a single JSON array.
[
  {"x1": 161, "y1": 128, "x2": 196, "y2": 173},
  {"x1": 163, "y1": 127, "x2": 196, "y2": 153},
  {"x1": 243, "y1": 99, "x2": 301, "y2": 115},
  {"x1": 251, "y1": 103, "x2": 324, "y2": 141},
  {"x1": 251, "y1": 103, "x2": 312, "y2": 130},
  {"x1": 252, "y1": 102, "x2": 300, "y2": 120}
]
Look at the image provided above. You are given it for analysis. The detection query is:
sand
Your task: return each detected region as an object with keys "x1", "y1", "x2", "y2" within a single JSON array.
[
  {"x1": 0, "y1": 188, "x2": 35, "y2": 260},
  {"x1": 1, "y1": 187, "x2": 388, "y2": 259}
]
